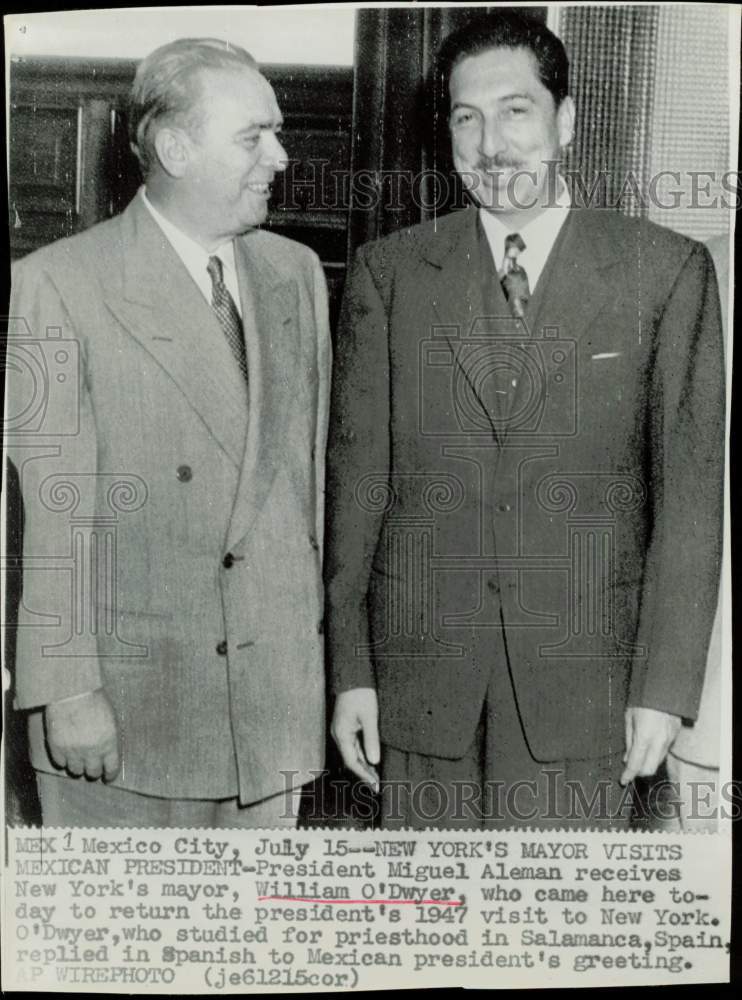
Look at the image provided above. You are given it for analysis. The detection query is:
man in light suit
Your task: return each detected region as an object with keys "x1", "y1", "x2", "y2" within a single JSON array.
[
  {"x1": 325, "y1": 13, "x2": 725, "y2": 829},
  {"x1": 6, "y1": 38, "x2": 331, "y2": 827}
]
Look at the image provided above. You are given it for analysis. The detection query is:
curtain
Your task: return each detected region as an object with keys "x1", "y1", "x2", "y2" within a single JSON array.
[
  {"x1": 556, "y1": 4, "x2": 732, "y2": 240},
  {"x1": 557, "y1": 4, "x2": 659, "y2": 217},
  {"x1": 645, "y1": 5, "x2": 731, "y2": 241}
]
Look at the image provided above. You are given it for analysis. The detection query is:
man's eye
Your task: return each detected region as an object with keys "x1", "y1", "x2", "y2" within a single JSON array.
[
  {"x1": 451, "y1": 110, "x2": 476, "y2": 127},
  {"x1": 506, "y1": 105, "x2": 529, "y2": 117},
  {"x1": 241, "y1": 135, "x2": 260, "y2": 148}
]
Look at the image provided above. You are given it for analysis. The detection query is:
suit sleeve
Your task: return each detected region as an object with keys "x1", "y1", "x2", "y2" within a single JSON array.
[
  {"x1": 5, "y1": 257, "x2": 103, "y2": 709},
  {"x1": 311, "y1": 255, "x2": 332, "y2": 559},
  {"x1": 324, "y1": 246, "x2": 390, "y2": 694},
  {"x1": 629, "y1": 243, "x2": 725, "y2": 719}
]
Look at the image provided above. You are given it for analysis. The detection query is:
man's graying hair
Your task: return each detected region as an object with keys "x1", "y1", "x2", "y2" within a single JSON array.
[
  {"x1": 436, "y1": 11, "x2": 570, "y2": 113},
  {"x1": 128, "y1": 37, "x2": 257, "y2": 176}
]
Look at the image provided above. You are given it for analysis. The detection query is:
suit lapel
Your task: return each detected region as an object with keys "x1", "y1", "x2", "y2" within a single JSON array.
[
  {"x1": 528, "y1": 207, "x2": 623, "y2": 344},
  {"x1": 423, "y1": 208, "x2": 486, "y2": 331},
  {"x1": 502, "y1": 207, "x2": 624, "y2": 438},
  {"x1": 420, "y1": 208, "x2": 515, "y2": 447},
  {"x1": 226, "y1": 233, "x2": 298, "y2": 551},
  {"x1": 105, "y1": 196, "x2": 248, "y2": 467}
]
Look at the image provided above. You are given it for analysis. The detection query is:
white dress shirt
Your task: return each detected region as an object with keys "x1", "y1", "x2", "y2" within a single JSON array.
[
  {"x1": 479, "y1": 178, "x2": 571, "y2": 292},
  {"x1": 140, "y1": 187, "x2": 243, "y2": 317}
]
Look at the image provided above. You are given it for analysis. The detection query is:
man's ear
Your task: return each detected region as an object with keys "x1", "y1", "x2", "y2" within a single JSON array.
[
  {"x1": 557, "y1": 96, "x2": 576, "y2": 149},
  {"x1": 152, "y1": 126, "x2": 191, "y2": 179}
]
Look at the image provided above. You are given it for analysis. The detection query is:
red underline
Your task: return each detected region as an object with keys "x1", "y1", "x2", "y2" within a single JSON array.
[{"x1": 258, "y1": 896, "x2": 462, "y2": 906}]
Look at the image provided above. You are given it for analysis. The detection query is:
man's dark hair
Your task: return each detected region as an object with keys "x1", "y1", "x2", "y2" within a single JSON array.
[{"x1": 436, "y1": 11, "x2": 570, "y2": 113}]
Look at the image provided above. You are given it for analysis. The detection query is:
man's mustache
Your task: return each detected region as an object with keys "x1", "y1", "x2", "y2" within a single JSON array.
[{"x1": 475, "y1": 155, "x2": 528, "y2": 172}]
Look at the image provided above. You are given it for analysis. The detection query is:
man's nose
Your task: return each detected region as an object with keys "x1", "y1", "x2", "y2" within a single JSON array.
[
  {"x1": 479, "y1": 116, "x2": 507, "y2": 160},
  {"x1": 262, "y1": 131, "x2": 289, "y2": 173}
]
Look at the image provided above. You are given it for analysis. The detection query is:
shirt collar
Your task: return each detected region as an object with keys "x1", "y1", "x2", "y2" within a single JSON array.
[
  {"x1": 140, "y1": 186, "x2": 237, "y2": 276},
  {"x1": 478, "y1": 175, "x2": 571, "y2": 269}
]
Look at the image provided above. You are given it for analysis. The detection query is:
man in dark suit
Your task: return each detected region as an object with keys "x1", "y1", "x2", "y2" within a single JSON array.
[
  {"x1": 325, "y1": 12, "x2": 724, "y2": 829},
  {"x1": 6, "y1": 38, "x2": 331, "y2": 827}
]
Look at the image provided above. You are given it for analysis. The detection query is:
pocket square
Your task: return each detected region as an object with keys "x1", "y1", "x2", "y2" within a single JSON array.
[{"x1": 591, "y1": 351, "x2": 621, "y2": 360}]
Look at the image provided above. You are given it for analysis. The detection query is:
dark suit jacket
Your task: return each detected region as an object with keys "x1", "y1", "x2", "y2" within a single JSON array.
[
  {"x1": 325, "y1": 205, "x2": 724, "y2": 763},
  {"x1": 7, "y1": 194, "x2": 331, "y2": 804}
]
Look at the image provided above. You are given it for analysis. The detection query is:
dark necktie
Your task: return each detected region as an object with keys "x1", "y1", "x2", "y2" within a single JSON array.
[
  {"x1": 499, "y1": 233, "x2": 531, "y2": 318},
  {"x1": 206, "y1": 255, "x2": 248, "y2": 383}
]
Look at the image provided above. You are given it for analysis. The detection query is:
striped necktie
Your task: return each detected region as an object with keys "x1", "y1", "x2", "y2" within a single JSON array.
[
  {"x1": 206, "y1": 255, "x2": 248, "y2": 383},
  {"x1": 499, "y1": 233, "x2": 531, "y2": 318}
]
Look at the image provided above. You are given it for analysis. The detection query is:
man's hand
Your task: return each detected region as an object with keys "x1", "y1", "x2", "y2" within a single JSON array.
[
  {"x1": 45, "y1": 689, "x2": 121, "y2": 781},
  {"x1": 331, "y1": 688, "x2": 380, "y2": 792},
  {"x1": 621, "y1": 706, "x2": 682, "y2": 786}
]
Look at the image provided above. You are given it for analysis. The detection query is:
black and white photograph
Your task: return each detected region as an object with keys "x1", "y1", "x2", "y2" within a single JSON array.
[{"x1": 2, "y1": 2, "x2": 737, "y2": 990}]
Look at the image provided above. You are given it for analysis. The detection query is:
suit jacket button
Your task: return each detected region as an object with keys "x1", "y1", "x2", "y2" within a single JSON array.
[
  {"x1": 309, "y1": 534, "x2": 319, "y2": 551},
  {"x1": 176, "y1": 464, "x2": 193, "y2": 482},
  {"x1": 222, "y1": 553, "x2": 235, "y2": 569},
  {"x1": 497, "y1": 503, "x2": 511, "y2": 513},
  {"x1": 216, "y1": 640, "x2": 228, "y2": 656}
]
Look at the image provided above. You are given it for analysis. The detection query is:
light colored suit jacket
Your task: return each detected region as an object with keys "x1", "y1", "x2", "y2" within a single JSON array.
[{"x1": 6, "y1": 194, "x2": 331, "y2": 804}]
